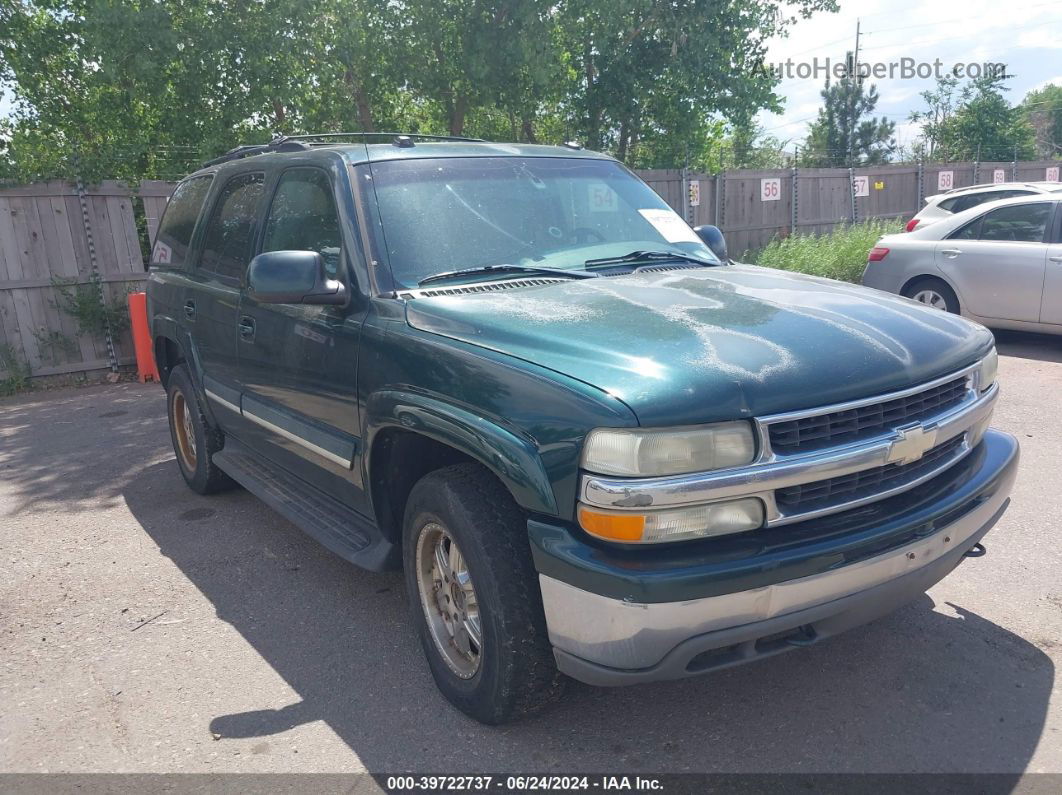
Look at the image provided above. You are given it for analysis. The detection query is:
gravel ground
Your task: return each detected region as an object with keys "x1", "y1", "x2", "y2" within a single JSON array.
[{"x1": 1, "y1": 329, "x2": 1060, "y2": 775}]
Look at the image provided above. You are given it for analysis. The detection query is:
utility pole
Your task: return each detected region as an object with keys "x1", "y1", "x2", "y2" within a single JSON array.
[{"x1": 848, "y1": 19, "x2": 862, "y2": 168}]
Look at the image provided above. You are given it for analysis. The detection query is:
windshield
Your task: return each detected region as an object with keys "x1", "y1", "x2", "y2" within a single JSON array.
[{"x1": 360, "y1": 156, "x2": 719, "y2": 289}]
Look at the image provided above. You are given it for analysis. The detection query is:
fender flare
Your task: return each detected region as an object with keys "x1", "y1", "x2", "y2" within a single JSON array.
[{"x1": 364, "y1": 389, "x2": 558, "y2": 516}]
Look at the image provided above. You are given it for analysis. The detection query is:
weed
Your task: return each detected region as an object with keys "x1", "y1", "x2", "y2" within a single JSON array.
[{"x1": 751, "y1": 219, "x2": 903, "y2": 283}]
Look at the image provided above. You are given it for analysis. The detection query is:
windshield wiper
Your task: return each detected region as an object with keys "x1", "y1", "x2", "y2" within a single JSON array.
[
  {"x1": 418, "y1": 264, "x2": 597, "y2": 287},
  {"x1": 583, "y1": 250, "x2": 718, "y2": 269}
]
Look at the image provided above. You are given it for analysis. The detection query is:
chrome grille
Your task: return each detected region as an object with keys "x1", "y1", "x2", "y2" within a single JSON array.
[
  {"x1": 768, "y1": 376, "x2": 968, "y2": 455},
  {"x1": 775, "y1": 434, "x2": 965, "y2": 510}
]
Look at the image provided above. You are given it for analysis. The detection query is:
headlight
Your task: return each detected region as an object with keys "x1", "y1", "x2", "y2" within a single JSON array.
[
  {"x1": 578, "y1": 498, "x2": 765, "y2": 544},
  {"x1": 977, "y1": 348, "x2": 997, "y2": 392},
  {"x1": 582, "y1": 421, "x2": 756, "y2": 477}
]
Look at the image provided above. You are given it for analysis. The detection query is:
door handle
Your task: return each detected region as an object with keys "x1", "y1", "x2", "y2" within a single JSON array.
[
  {"x1": 1050, "y1": 255, "x2": 1062, "y2": 263},
  {"x1": 183, "y1": 300, "x2": 196, "y2": 320},
  {"x1": 940, "y1": 248, "x2": 963, "y2": 258},
  {"x1": 238, "y1": 316, "x2": 255, "y2": 340}
]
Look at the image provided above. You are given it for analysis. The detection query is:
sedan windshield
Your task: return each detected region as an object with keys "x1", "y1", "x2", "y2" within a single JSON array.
[{"x1": 361, "y1": 156, "x2": 719, "y2": 289}]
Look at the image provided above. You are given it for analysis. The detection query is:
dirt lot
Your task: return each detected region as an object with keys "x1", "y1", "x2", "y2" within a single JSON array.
[{"x1": 2, "y1": 330, "x2": 1061, "y2": 775}]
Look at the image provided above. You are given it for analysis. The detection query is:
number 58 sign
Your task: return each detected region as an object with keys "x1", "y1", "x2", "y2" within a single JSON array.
[{"x1": 760, "y1": 177, "x2": 781, "y2": 201}]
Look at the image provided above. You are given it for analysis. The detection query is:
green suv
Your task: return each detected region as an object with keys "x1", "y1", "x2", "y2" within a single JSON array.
[{"x1": 148, "y1": 134, "x2": 1017, "y2": 724}]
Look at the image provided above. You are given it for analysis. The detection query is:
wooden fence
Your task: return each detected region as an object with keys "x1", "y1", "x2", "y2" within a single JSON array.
[
  {"x1": 640, "y1": 160, "x2": 1062, "y2": 254},
  {"x1": 0, "y1": 181, "x2": 147, "y2": 380},
  {"x1": 2, "y1": 160, "x2": 1060, "y2": 381}
]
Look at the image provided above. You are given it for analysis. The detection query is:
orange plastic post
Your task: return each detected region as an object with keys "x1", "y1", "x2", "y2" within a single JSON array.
[{"x1": 128, "y1": 292, "x2": 159, "y2": 383}]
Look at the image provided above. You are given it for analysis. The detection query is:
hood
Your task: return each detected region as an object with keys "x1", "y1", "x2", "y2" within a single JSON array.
[{"x1": 405, "y1": 264, "x2": 994, "y2": 426}]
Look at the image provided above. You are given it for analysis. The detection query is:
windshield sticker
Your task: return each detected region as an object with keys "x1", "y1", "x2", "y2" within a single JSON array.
[
  {"x1": 638, "y1": 208, "x2": 700, "y2": 244},
  {"x1": 588, "y1": 182, "x2": 618, "y2": 212}
]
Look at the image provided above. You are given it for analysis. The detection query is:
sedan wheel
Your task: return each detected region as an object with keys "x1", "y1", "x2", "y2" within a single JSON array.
[{"x1": 912, "y1": 288, "x2": 949, "y2": 310}]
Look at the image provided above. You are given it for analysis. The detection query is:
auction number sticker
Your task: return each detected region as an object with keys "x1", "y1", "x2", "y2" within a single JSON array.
[
  {"x1": 588, "y1": 182, "x2": 618, "y2": 212},
  {"x1": 638, "y1": 208, "x2": 700, "y2": 243},
  {"x1": 760, "y1": 177, "x2": 781, "y2": 201},
  {"x1": 937, "y1": 170, "x2": 954, "y2": 191}
]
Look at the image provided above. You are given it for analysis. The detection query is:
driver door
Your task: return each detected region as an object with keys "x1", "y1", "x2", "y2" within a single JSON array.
[
  {"x1": 935, "y1": 202, "x2": 1052, "y2": 323},
  {"x1": 237, "y1": 166, "x2": 368, "y2": 506}
]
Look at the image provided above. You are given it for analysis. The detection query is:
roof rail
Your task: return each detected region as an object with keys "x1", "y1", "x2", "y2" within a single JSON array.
[
  {"x1": 202, "y1": 136, "x2": 312, "y2": 167},
  {"x1": 283, "y1": 132, "x2": 486, "y2": 145},
  {"x1": 201, "y1": 132, "x2": 489, "y2": 168},
  {"x1": 942, "y1": 181, "x2": 1027, "y2": 194}
]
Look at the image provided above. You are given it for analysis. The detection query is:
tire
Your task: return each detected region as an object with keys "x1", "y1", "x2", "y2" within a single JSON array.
[
  {"x1": 902, "y1": 277, "x2": 960, "y2": 314},
  {"x1": 166, "y1": 363, "x2": 235, "y2": 495},
  {"x1": 403, "y1": 463, "x2": 565, "y2": 724}
]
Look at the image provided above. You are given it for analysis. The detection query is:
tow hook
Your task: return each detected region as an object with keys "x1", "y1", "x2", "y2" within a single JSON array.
[{"x1": 964, "y1": 542, "x2": 987, "y2": 559}]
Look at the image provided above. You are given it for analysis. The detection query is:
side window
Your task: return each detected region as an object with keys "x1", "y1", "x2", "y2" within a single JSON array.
[
  {"x1": 950, "y1": 216, "x2": 983, "y2": 240},
  {"x1": 979, "y1": 203, "x2": 1052, "y2": 243},
  {"x1": 949, "y1": 194, "x2": 983, "y2": 213},
  {"x1": 200, "y1": 172, "x2": 266, "y2": 279},
  {"x1": 262, "y1": 168, "x2": 343, "y2": 278},
  {"x1": 151, "y1": 176, "x2": 213, "y2": 269}
]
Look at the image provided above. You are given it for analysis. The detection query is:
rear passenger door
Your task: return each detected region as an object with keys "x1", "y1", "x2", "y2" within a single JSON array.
[
  {"x1": 190, "y1": 171, "x2": 267, "y2": 425},
  {"x1": 935, "y1": 202, "x2": 1052, "y2": 323},
  {"x1": 236, "y1": 167, "x2": 367, "y2": 505},
  {"x1": 147, "y1": 174, "x2": 214, "y2": 347}
]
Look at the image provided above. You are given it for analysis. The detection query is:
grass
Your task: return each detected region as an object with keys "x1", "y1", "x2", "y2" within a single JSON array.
[
  {"x1": 750, "y1": 219, "x2": 903, "y2": 284},
  {"x1": 0, "y1": 343, "x2": 32, "y2": 397}
]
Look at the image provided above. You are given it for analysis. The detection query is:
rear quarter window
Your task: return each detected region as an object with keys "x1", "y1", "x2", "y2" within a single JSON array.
[{"x1": 151, "y1": 176, "x2": 213, "y2": 268}]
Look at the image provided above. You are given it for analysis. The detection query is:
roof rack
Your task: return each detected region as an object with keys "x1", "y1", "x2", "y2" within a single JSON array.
[
  {"x1": 284, "y1": 132, "x2": 486, "y2": 144},
  {"x1": 941, "y1": 181, "x2": 1029, "y2": 194},
  {"x1": 202, "y1": 132, "x2": 487, "y2": 168}
]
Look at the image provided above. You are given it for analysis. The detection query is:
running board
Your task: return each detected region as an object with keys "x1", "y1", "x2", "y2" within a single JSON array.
[{"x1": 213, "y1": 441, "x2": 396, "y2": 571}]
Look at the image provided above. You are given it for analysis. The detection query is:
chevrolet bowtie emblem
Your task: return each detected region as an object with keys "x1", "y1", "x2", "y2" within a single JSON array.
[{"x1": 886, "y1": 424, "x2": 937, "y2": 466}]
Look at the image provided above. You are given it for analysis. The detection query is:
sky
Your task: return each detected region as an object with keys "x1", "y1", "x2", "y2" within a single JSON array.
[{"x1": 756, "y1": 0, "x2": 1062, "y2": 153}]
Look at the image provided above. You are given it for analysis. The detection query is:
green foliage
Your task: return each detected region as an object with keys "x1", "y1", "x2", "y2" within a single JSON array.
[
  {"x1": 32, "y1": 328, "x2": 77, "y2": 366},
  {"x1": 50, "y1": 274, "x2": 130, "y2": 339},
  {"x1": 910, "y1": 74, "x2": 1036, "y2": 162},
  {"x1": 0, "y1": 343, "x2": 32, "y2": 396},
  {"x1": 802, "y1": 56, "x2": 896, "y2": 167},
  {"x1": 1022, "y1": 83, "x2": 1062, "y2": 160},
  {"x1": 0, "y1": 0, "x2": 838, "y2": 181},
  {"x1": 751, "y1": 219, "x2": 903, "y2": 284}
]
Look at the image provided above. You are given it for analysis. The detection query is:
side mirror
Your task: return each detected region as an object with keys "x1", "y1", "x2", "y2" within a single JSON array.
[
  {"x1": 693, "y1": 225, "x2": 729, "y2": 263},
  {"x1": 247, "y1": 250, "x2": 347, "y2": 306}
]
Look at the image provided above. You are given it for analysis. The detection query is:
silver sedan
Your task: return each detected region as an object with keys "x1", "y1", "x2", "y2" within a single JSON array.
[{"x1": 862, "y1": 194, "x2": 1062, "y2": 334}]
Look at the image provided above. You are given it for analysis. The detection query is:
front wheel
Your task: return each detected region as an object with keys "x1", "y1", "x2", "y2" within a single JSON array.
[
  {"x1": 903, "y1": 277, "x2": 960, "y2": 314},
  {"x1": 403, "y1": 463, "x2": 564, "y2": 724}
]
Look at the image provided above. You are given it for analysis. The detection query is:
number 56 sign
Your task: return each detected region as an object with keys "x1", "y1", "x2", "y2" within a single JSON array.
[{"x1": 760, "y1": 177, "x2": 781, "y2": 201}]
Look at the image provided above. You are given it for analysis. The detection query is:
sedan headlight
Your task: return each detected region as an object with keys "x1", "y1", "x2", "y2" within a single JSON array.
[
  {"x1": 977, "y1": 348, "x2": 997, "y2": 392},
  {"x1": 581, "y1": 421, "x2": 756, "y2": 477}
]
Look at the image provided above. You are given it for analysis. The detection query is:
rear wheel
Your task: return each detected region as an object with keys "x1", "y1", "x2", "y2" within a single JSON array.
[
  {"x1": 403, "y1": 463, "x2": 564, "y2": 724},
  {"x1": 903, "y1": 277, "x2": 960, "y2": 314},
  {"x1": 166, "y1": 364, "x2": 235, "y2": 494}
]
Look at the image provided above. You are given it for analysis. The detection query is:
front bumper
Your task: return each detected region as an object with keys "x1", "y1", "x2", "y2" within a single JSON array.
[{"x1": 531, "y1": 429, "x2": 1018, "y2": 686}]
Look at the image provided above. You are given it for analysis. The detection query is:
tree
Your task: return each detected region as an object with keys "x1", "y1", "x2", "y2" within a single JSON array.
[
  {"x1": 801, "y1": 56, "x2": 895, "y2": 167},
  {"x1": 909, "y1": 73, "x2": 1035, "y2": 162},
  {"x1": 0, "y1": 0, "x2": 840, "y2": 182},
  {"x1": 937, "y1": 74, "x2": 1035, "y2": 161},
  {"x1": 1022, "y1": 83, "x2": 1062, "y2": 159},
  {"x1": 908, "y1": 74, "x2": 960, "y2": 160},
  {"x1": 555, "y1": 0, "x2": 836, "y2": 166}
]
